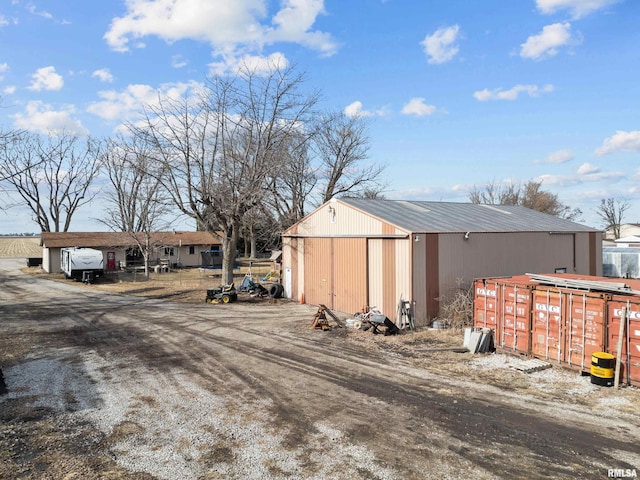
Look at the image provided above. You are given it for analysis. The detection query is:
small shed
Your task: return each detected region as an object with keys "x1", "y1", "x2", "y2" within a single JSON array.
[
  {"x1": 282, "y1": 199, "x2": 602, "y2": 326},
  {"x1": 40, "y1": 231, "x2": 221, "y2": 274}
]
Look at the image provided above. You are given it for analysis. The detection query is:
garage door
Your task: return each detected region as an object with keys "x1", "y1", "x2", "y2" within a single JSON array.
[{"x1": 303, "y1": 237, "x2": 367, "y2": 314}]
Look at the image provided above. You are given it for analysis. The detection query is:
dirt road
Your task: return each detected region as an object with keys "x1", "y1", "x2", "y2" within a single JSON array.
[{"x1": 1, "y1": 258, "x2": 639, "y2": 479}]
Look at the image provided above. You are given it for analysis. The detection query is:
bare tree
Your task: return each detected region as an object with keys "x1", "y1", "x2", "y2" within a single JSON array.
[
  {"x1": 313, "y1": 111, "x2": 385, "y2": 203},
  {"x1": 0, "y1": 129, "x2": 25, "y2": 182},
  {"x1": 597, "y1": 197, "x2": 630, "y2": 239},
  {"x1": 469, "y1": 179, "x2": 582, "y2": 221},
  {"x1": 99, "y1": 135, "x2": 173, "y2": 276},
  {"x1": 264, "y1": 131, "x2": 316, "y2": 229},
  {"x1": 0, "y1": 131, "x2": 102, "y2": 232},
  {"x1": 131, "y1": 63, "x2": 319, "y2": 284}
]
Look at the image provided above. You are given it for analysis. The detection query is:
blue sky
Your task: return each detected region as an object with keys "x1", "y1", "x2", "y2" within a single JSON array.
[{"x1": 0, "y1": 0, "x2": 639, "y2": 233}]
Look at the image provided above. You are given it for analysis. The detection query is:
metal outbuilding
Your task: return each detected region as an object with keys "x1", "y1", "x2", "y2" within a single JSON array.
[{"x1": 281, "y1": 199, "x2": 602, "y2": 326}]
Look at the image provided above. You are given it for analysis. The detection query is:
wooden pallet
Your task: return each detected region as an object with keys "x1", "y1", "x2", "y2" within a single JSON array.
[{"x1": 509, "y1": 358, "x2": 552, "y2": 374}]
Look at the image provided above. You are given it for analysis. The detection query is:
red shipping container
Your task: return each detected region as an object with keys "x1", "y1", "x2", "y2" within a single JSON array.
[
  {"x1": 474, "y1": 276, "x2": 533, "y2": 356},
  {"x1": 532, "y1": 287, "x2": 607, "y2": 371},
  {"x1": 496, "y1": 280, "x2": 533, "y2": 355},
  {"x1": 564, "y1": 290, "x2": 608, "y2": 371},
  {"x1": 532, "y1": 288, "x2": 564, "y2": 363},
  {"x1": 473, "y1": 278, "x2": 499, "y2": 335},
  {"x1": 607, "y1": 296, "x2": 640, "y2": 387}
]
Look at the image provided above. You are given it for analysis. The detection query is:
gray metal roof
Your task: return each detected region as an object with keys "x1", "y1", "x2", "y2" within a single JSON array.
[{"x1": 339, "y1": 199, "x2": 598, "y2": 233}]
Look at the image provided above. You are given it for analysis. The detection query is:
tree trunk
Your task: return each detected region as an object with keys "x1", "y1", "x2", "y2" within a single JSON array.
[
  {"x1": 250, "y1": 227, "x2": 257, "y2": 260},
  {"x1": 221, "y1": 226, "x2": 238, "y2": 285}
]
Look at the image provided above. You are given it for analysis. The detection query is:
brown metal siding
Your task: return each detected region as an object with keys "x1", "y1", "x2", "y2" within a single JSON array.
[
  {"x1": 410, "y1": 233, "x2": 439, "y2": 325},
  {"x1": 333, "y1": 238, "x2": 368, "y2": 315},
  {"x1": 411, "y1": 235, "x2": 426, "y2": 324},
  {"x1": 438, "y1": 232, "x2": 584, "y2": 311},
  {"x1": 425, "y1": 234, "x2": 440, "y2": 321},
  {"x1": 381, "y1": 239, "x2": 396, "y2": 319},
  {"x1": 303, "y1": 238, "x2": 333, "y2": 307},
  {"x1": 302, "y1": 237, "x2": 367, "y2": 314},
  {"x1": 290, "y1": 238, "x2": 299, "y2": 302}
]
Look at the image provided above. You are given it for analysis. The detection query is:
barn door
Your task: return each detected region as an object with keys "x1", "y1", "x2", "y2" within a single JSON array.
[{"x1": 303, "y1": 237, "x2": 367, "y2": 314}]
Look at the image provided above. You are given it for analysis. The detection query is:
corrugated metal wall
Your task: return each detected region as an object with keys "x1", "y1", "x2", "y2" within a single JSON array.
[
  {"x1": 437, "y1": 231, "x2": 601, "y2": 319},
  {"x1": 301, "y1": 237, "x2": 367, "y2": 313},
  {"x1": 285, "y1": 201, "x2": 412, "y2": 320},
  {"x1": 302, "y1": 238, "x2": 333, "y2": 307},
  {"x1": 333, "y1": 238, "x2": 368, "y2": 314},
  {"x1": 367, "y1": 239, "x2": 383, "y2": 312}
]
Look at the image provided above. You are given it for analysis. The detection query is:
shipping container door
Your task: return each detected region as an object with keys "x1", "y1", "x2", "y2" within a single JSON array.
[
  {"x1": 532, "y1": 288, "x2": 564, "y2": 362},
  {"x1": 473, "y1": 279, "x2": 499, "y2": 334},
  {"x1": 499, "y1": 283, "x2": 532, "y2": 355},
  {"x1": 564, "y1": 291, "x2": 606, "y2": 371},
  {"x1": 607, "y1": 297, "x2": 640, "y2": 387}
]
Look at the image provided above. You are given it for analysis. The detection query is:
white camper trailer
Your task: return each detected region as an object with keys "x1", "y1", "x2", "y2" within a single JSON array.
[{"x1": 60, "y1": 247, "x2": 104, "y2": 282}]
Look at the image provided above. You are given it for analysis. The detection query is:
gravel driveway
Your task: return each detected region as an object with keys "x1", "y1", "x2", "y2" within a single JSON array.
[{"x1": 1, "y1": 258, "x2": 639, "y2": 479}]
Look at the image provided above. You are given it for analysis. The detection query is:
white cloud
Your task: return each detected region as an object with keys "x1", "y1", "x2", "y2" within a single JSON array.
[
  {"x1": 473, "y1": 84, "x2": 554, "y2": 101},
  {"x1": 3, "y1": 86, "x2": 16, "y2": 95},
  {"x1": 87, "y1": 80, "x2": 204, "y2": 123},
  {"x1": 536, "y1": 0, "x2": 618, "y2": 19},
  {"x1": 209, "y1": 52, "x2": 288, "y2": 76},
  {"x1": 28, "y1": 66, "x2": 64, "y2": 91},
  {"x1": 12, "y1": 101, "x2": 88, "y2": 135},
  {"x1": 267, "y1": 0, "x2": 337, "y2": 56},
  {"x1": 171, "y1": 55, "x2": 188, "y2": 68},
  {"x1": 104, "y1": 0, "x2": 338, "y2": 57},
  {"x1": 26, "y1": 4, "x2": 53, "y2": 20},
  {"x1": 520, "y1": 23, "x2": 573, "y2": 60},
  {"x1": 92, "y1": 68, "x2": 114, "y2": 83},
  {"x1": 344, "y1": 101, "x2": 371, "y2": 118},
  {"x1": 401, "y1": 97, "x2": 436, "y2": 117},
  {"x1": 577, "y1": 162, "x2": 599, "y2": 175},
  {"x1": 421, "y1": 25, "x2": 461, "y2": 64},
  {"x1": 0, "y1": 62, "x2": 7, "y2": 81},
  {"x1": 343, "y1": 101, "x2": 388, "y2": 118},
  {"x1": 595, "y1": 130, "x2": 640, "y2": 156},
  {"x1": 537, "y1": 170, "x2": 624, "y2": 187},
  {"x1": 537, "y1": 149, "x2": 574, "y2": 164},
  {"x1": 0, "y1": 15, "x2": 8, "y2": 27}
]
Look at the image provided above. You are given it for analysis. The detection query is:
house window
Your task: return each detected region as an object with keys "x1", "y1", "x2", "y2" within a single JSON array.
[
  {"x1": 189, "y1": 246, "x2": 195, "y2": 255},
  {"x1": 164, "y1": 247, "x2": 175, "y2": 256}
]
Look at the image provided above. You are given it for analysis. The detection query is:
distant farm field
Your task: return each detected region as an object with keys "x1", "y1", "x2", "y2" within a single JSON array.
[{"x1": 0, "y1": 236, "x2": 42, "y2": 258}]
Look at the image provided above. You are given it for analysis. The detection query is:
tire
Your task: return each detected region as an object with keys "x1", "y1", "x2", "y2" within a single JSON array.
[
  {"x1": 222, "y1": 295, "x2": 230, "y2": 303},
  {"x1": 268, "y1": 284, "x2": 284, "y2": 298},
  {"x1": 352, "y1": 320, "x2": 362, "y2": 330}
]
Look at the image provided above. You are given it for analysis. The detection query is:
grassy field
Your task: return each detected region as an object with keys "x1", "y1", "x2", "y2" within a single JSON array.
[{"x1": 0, "y1": 236, "x2": 41, "y2": 258}]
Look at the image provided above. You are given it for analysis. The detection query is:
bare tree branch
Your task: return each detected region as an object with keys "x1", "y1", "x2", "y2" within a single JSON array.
[
  {"x1": 597, "y1": 197, "x2": 630, "y2": 239},
  {"x1": 0, "y1": 131, "x2": 102, "y2": 232},
  {"x1": 469, "y1": 179, "x2": 582, "y2": 221}
]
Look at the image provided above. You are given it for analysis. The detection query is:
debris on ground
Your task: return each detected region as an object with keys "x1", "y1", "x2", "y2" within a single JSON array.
[
  {"x1": 509, "y1": 358, "x2": 552, "y2": 374},
  {"x1": 463, "y1": 327, "x2": 493, "y2": 353},
  {"x1": 311, "y1": 304, "x2": 344, "y2": 330}
]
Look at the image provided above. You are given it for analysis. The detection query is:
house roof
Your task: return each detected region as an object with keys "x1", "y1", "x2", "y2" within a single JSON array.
[
  {"x1": 40, "y1": 231, "x2": 221, "y2": 249},
  {"x1": 615, "y1": 235, "x2": 640, "y2": 243},
  {"x1": 338, "y1": 199, "x2": 598, "y2": 234}
]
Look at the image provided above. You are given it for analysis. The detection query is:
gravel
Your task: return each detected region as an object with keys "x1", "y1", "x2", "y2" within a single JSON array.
[{"x1": 2, "y1": 351, "x2": 402, "y2": 479}]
